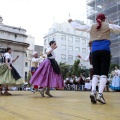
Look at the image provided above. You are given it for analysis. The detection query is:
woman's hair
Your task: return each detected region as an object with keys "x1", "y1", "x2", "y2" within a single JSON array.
[
  {"x1": 49, "y1": 41, "x2": 55, "y2": 46},
  {"x1": 6, "y1": 47, "x2": 11, "y2": 52},
  {"x1": 96, "y1": 14, "x2": 106, "y2": 30}
]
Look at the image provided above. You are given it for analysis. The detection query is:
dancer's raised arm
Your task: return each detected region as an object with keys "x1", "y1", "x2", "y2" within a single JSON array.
[
  {"x1": 68, "y1": 19, "x2": 91, "y2": 32},
  {"x1": 109, "y1": 24, "x2": 120, "y2": 34}
]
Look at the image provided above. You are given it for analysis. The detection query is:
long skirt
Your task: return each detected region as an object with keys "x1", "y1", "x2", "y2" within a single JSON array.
[
  {"x1": 31, "y1": 67, "x2": 38, "y2": 89},
  {"x1": 30, "y1": 59, "x2": 64, "y2": 89},
  {"x1": 0, "y1": 64, "x2": 25, "y2": 85},
  {"x1": 110, "y1": 76, "x2": 120, "y2": 90}
]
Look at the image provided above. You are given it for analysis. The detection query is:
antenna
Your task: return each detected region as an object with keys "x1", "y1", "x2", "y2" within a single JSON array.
[
  {"x1": 53, "y1": 16, "x2": 54, "y2": 24},
  {"x1": 68, "y1": 13, "x2": 71, "y2": 19}
]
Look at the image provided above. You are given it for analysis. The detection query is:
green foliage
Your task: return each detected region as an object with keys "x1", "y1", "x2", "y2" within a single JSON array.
[
  {"x1": 72, "y1": 60, "x2": 80, "y2": 76},
  {"x1": 59, "y1": 60, "x2": 89, "y2": 79},
  {"x1": 27, "y1": 71, "x2": 32, "y2": 86},
  {"x1": 109, "y1": 63, "x2": 119, "y2": 73},
  {"x1": 59, "y1": 62, "x2": 70, "y2": 79}
]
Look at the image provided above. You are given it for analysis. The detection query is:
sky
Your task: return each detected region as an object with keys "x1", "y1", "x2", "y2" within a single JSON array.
[{"x1": 0, "y1": 0, "x2": 87, "y2": 45}]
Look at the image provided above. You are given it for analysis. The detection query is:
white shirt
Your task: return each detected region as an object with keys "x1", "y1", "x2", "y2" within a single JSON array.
[
  {"x1": 80, "y1": 54, "x2": 93, "y2": 68},
  {"x1": 31, "y1": 57, "x2": 42, "y2": 63},
  {"x1": 70, "y1": 21, "x2": 120, "y2": 34},
  {"x1": 81, "y1": 55, "x2": 89, "y2": 62},
  {"x1": 4, "y1": 52, "x2": 12, "y2": 64},
  {"x1": 31, "y1": 57, "x2": 43, "y2": 67},
  {"x1": 46, "y1": 47, "x2": 56, "y2": 59}
]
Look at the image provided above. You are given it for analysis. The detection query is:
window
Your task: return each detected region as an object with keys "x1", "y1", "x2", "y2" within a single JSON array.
[
  {"x1": 61, "y1": 54, "x2": 66, "y2": 63},
  {"x1": 25, "y1": 72, "x2": 27, "y2": 79},
  {"x1": 67, "y1": 28, "x2": 69, "y2": 32},
  {"x1": 82, "y1": 66, "x2": 86, "y2": 69},
  {"x1": 44, "y1": 48, "x2": 47, "y2": 53},
  {"x1": 25, "y1": 62, "x2": 28, "y2": 67},
  {"x1": 75, "y1": 56, "x2": 79, "y2": 60},
  {"x1": 75, "y1": 47, "x2": 80, "y2": 51},
  {"x1": 69, "y1": 46, "x2": 73, "y2": 51},
  {"x1": 75, "y1": 38, "x2": 80, "y2": 42},
  {"x1": 73, "y1": 30, "x2": 76, "y2": 34},
  {"x1": 61, "y1": 35, "x2": 66, "y2": 40},
  {"x1": 53, "y1": 28, "x2": 56, "y2": 32},
  {"x1": 61, "y1": 45, "x2": 66, "y2": 50},
  {"x1": 80, "y1": 32, "x2": 83, "y2": 36},
  {"x1": 48, "y1": 37, "x2": 51, "y2": 42},
  {"x1": 68, "y1": 55, "x2": 73, "y2": 64},
  {"x1": 82, "y1": 39, "x2": 86, "y2": 44},
  {"x1": 53, "y1": 35, "x2": 56, "y2": 41},
  {"x1": 69, "y1": 37, "x2": 73, "y2": 42},
  {"x1": 44, "y1": 39, "x2": 47, "y2": 45},
  {"x1": 82, "y1": 48, "x2": 86, "y2": 53}
]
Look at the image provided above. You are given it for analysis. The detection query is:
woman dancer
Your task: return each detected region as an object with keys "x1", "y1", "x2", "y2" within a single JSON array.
[
  {"x1": 110, "y1": 66, "x2": 120, "y2": 91},
  {"x1": 0, "y1": 47, "x2": 25, "y2": 95},
  {"x1": 30, "y1": 41, "x2": 64, "y2": 97},
  {"x1": 68, "y1": 14, "x2": 120, "y2": 104}
]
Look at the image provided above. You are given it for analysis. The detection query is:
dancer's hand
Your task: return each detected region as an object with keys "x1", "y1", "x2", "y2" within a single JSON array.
[
  {"x1": 9, "y1": 67, "x2": 12, "y2": 70},
  {"x1": 16, "y1": 55, "x2": 19, "y2": 59},
  {"x1": 78, "y1": 55, "x2": 81, "y2": 58},
  {"x1": 68, "y1": 19, "x2": 73, "y2": 23},
  {"x1": 53, "y1": 45, "x2": 57, "y2": 49}
]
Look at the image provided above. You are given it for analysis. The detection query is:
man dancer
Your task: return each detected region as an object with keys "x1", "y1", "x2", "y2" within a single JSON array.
[{"x1": 31, "y1": 52, "x2": 45, "y2": 96}]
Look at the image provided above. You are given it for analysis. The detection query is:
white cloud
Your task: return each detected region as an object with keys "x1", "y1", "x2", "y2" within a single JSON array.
[{"x1": 0, "y1": 0, "x2": 87, "y2": 45}]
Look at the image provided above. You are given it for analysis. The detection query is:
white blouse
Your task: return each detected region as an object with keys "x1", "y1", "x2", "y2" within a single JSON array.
[
  {"x1": 4, "y1": 52, "x2": 12, "y2": 64},
  {"x1": 114, "y1": 70, "x2": 120, "y2": 76},
  {"x1": 46, "y1": 47, "x2": 56, "y2": 59}
]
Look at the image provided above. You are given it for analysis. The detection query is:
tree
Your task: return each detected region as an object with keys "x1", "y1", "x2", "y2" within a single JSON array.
[
  {"x1": 59, "y1": 60, "x2": 90, "y2": 79},
  {"x1": 109, "y1": 63, "x2": 119, "y2": 73},
  {"x1": 27, "y1": 71, "x2": 32, "y2": 86},
  {"x1": 72, "y1": 60, "x2": 81, "y2": 76},
  {"x1": 59, "y1": 62, "x2": 70, "y2": 79}
]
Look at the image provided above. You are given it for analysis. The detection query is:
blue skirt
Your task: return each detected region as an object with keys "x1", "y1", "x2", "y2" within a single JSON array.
[{"x1": 110, "y1": 76, "x2": 120, "y2": 90}]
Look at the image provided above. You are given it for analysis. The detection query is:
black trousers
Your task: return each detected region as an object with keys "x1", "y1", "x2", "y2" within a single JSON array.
[
  {"x1": 92, "y1": 50, "x2": 111, "y2": 76},
  {"x1": 90, "y1": 68, "x2": 94, "y2": 80}
]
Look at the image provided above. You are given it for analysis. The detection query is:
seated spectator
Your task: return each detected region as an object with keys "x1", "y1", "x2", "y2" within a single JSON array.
[
  {"x1": 78, "y1": 73, "x2": 85, "y2": 90},
  {"x1": 84, "y1": 77, "x2": 92, "y2": 91}
]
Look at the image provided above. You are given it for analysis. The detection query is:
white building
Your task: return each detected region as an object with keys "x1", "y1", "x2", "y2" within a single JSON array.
[
  {"x1": 25, "y1": 35, "x2": 35, "y2": 79},
  {"x1": 44, "y1": 22, "x2": 90, "y2": 69},
  {"x1": 0, "y1": 16, "x2": 29, "y2": 79}
]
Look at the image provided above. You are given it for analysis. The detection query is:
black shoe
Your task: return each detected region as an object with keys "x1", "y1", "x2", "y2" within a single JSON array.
[{"x1": 90, "y1": 92, "x2": 97, "y2": 104}]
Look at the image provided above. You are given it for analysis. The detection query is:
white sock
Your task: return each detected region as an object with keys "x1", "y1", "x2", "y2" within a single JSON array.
[
  {"x1": 99, "y1": 75, "x2": 107, "y2": 94},
  {"x1": 92, "y1": 75, "x2": 99, "y2": 92}
]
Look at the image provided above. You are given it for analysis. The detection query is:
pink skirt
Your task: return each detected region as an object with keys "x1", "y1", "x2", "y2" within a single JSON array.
[{"x1": 30, "y1": 59, "x2": 64, "y2": 89}]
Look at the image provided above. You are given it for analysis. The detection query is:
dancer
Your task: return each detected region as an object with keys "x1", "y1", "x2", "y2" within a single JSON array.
[
  {"x1": 0, "y1": 47, "x2": 25, "y2": 95},
  {"x1": 30, "y1": 52, "x2": 45, "y2": 93},
  {"x1": 68, "y1": 14, "x2": 120, "y2": 104},
  {"x1": 30, "y1": 41, "x2": 64, "y2": 97},
  {"x1": 110, "y1": 66, "x2": 120, "y2": 91}
]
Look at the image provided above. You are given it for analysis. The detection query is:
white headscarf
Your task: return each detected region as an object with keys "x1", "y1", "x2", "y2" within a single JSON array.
[{"x1": 33, "y1": 51, "x2": 37, "y2": 56}]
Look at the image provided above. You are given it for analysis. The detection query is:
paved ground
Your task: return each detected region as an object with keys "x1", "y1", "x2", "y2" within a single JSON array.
[{"x1": 0, "y1": 91, "x2": 120, "y2": 120}]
